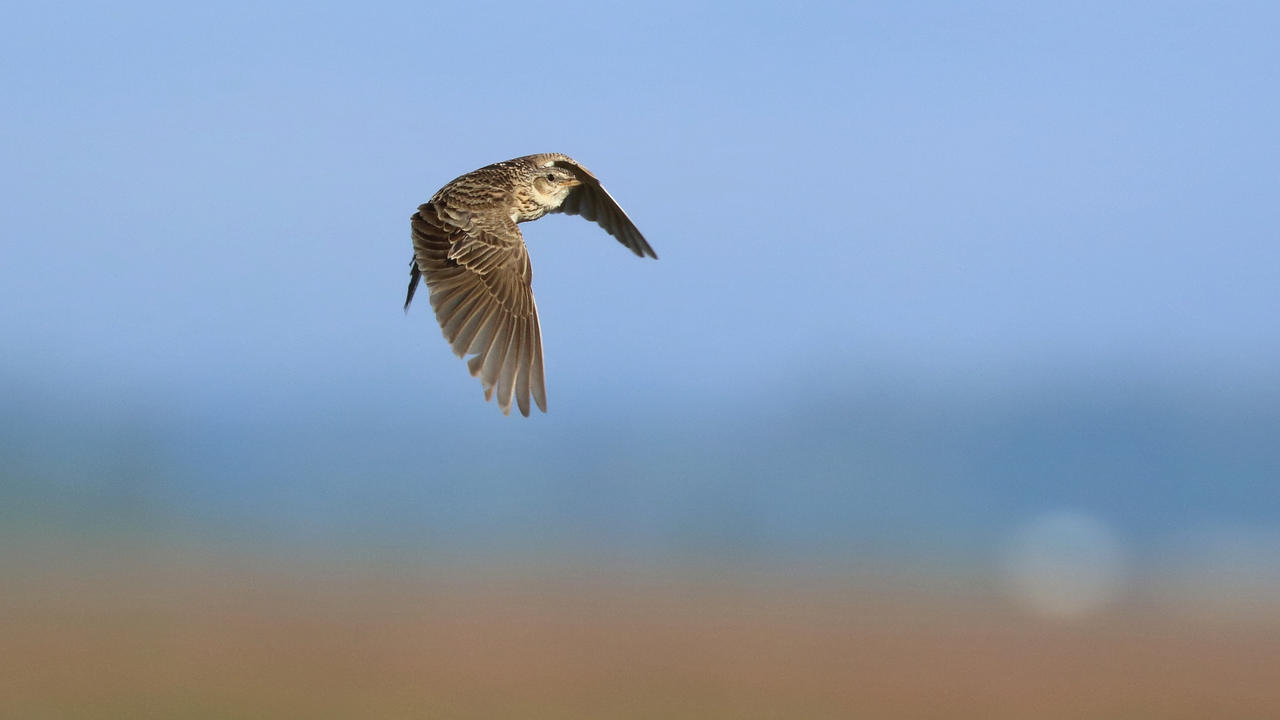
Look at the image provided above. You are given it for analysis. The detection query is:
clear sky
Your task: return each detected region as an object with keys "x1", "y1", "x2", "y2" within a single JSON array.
[
  {"x1": 3, "y1": 2, "x2": 1279, "y2": 577},
  {"x1": 5, "y1": 0, "x2": 1279, "y2": 401}
]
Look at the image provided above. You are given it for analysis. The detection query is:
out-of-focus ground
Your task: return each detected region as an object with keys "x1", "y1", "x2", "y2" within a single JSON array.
[
  {"x1": 4, "y1": 376, "x2": 1280, "y2": 717},
  {"x1": 3, "y1": 548, "x2": 1278, "y2": 719}
]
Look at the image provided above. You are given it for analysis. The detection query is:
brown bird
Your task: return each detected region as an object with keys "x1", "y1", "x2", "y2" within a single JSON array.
[{"x1": 405, "y1": 153, "x2": 657, "y2": 416}]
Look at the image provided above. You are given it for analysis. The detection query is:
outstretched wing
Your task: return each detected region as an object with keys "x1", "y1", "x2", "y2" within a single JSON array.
[
  {"x1": 408, "y1": 203, "x2": 546, "y2": 416},
  {"x1": 549, "y1": 157, "x2": 658, "y2": 259}
]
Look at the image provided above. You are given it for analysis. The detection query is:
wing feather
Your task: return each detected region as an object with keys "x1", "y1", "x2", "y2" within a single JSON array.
[
  {"x1": 550, "y1": 158, "x2": 658, "y2": 259},
  {"x1": 407, "y1": 203, "x2": 545, "y2": 416},
  {"x1": 514, "y1": 316, "x2": 531, "y2": 417}
]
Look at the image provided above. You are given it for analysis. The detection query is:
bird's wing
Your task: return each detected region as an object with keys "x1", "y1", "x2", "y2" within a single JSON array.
[
  {"x1": 410, "y1": 203, "x2": 546, "y2": 416},
  {"x1": 549, "y1": 158, "x2": 658, "y2": 259}
]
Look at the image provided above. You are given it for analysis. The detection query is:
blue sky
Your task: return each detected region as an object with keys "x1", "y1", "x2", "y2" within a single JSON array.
[
  {"x1": 3, "y1": 2, "x2": 1279, "y2": 574},
  {"x1": 5, "y1": 1, "x2": 1278, "y2": 407}
]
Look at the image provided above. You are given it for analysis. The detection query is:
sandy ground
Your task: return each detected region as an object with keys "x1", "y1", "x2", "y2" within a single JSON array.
[{"x1": 2, "y1": 553, "x2": 1278, "y2": 719}]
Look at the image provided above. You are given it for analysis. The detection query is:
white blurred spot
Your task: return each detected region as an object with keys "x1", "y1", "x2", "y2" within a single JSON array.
[{"x1": 1003, "y1": 510, "x2": 1125, "y2": 619}]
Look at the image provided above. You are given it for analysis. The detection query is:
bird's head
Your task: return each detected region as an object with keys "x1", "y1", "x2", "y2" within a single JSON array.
[{"x1": 529, "y1": 165, "x2": 582, "y2": 209}]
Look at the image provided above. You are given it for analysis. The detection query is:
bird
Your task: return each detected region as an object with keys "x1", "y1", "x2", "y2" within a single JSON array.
[{"x1": 405, "y1": 153, "x2": 657, "y2": 416}]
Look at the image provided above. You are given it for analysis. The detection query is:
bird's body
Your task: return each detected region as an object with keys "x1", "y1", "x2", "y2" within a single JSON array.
[{"x1": 406, "y1": 153, "x2": 656, "y2": 416}]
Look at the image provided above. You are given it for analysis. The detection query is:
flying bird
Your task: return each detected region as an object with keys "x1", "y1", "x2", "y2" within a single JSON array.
[{"x1": 405, "y1": 153, "x2": 657, "y2": 416}]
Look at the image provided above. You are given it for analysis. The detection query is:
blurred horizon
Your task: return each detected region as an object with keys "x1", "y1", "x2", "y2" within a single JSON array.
[{"x1": 6, "y1": 364, "x2": 1278, "y2": 587}]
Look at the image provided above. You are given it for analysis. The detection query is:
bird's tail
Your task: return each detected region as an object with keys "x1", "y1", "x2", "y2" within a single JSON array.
[{"x1": 404, "y1": 258, "x2": 421, "y2": 312}]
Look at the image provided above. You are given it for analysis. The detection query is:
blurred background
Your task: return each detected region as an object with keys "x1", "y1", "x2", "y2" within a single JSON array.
[{"x1": 3, "y1": 1, "x2": 1279, "y2": 717}]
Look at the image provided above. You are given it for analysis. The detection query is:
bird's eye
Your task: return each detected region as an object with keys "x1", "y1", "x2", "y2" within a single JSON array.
[{"x1": 545, "y1": 173, "x2": 556, "y2": 182}]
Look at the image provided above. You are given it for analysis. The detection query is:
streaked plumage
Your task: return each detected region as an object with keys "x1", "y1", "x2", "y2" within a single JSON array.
[{"x1": 406, "y1": 153, "x2": 656, "y2": 416}]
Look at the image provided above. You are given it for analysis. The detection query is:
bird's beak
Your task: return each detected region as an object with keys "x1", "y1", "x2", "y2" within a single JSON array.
[{"x1": 564, "y1": 177, "x2": 583, "y2": 188}]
